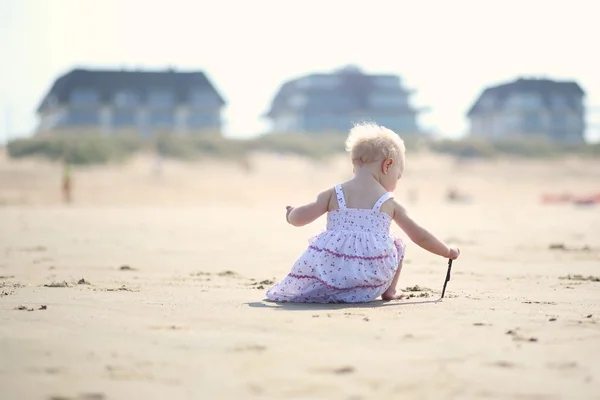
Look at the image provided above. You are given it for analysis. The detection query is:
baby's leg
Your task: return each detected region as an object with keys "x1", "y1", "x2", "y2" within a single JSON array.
[{"x1": 381, "y1": 260, "x2": 407, "y2": 301}]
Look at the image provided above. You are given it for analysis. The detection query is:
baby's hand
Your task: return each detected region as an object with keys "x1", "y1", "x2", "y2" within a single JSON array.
[
  {"x1": 448, "y1": 247, "x2": 460, "y2": 260},
  {"x1": 285, "y1": 206, "x2": 294, "y2": 224}
]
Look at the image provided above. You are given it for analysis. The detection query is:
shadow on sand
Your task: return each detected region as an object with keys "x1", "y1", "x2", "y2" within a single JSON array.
[{"x1": 246, "y1": 298, "x2": 443, "y2": 311}]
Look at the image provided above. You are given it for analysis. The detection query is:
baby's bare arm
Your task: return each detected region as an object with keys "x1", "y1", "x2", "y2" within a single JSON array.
[
  {"x1": 287, "y1": 189, "x2": 332, "y2": 227},
  {"x1": 392, "y1": 201, "x2": 451, "y2": 258}
]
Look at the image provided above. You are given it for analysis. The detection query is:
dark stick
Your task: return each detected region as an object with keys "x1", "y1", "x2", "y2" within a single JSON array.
[{"x1": 440, "y1": 259, "x2": 453, "y2": 299}]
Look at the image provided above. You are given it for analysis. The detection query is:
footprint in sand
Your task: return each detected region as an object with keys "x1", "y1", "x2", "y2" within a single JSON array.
[
  {"x1": 102, "y1": 285, "x2": 139, "y2": 292},
  {"x1": 15, "y1": 305, "x2": 47, "y2": 311},
  {"x1": 559, "y1": 274, "x2": 600, "y2": 283},
  {"x1": 190, "y1": 271, "x2": 211, "y2": 277},
  {"x1": 505, "y1": 329, "x2": 538, "y2": 342},
  {"x1": 488, "y1": 361, "x2": 517, "y2": 368},
  {"x1": 43, "y1": 281, "x2": 69, "y2": 288},
  {"x1": 1, "y1": 282, "x2": 24, "y2": 297},
  {"x1": 230, "y1": 344, "x2": 267, "y2": 353},
  {"x1": 217, "y1": 270, "x2": 241, "y2": 278},
  {"x1": 547, "y1": 361, "x2": 578, "y2": 370},
  {"x1": 311, "y1": 366, "x2": 355, "y2": 375},
  {"x1": 248, "y1": 279, "x2": 275, "y2": 290},
  {"x1": 150, "y1": 325, "x2": 184, "y2": 331},
  {"x1": 20, "y1": 245, "x2": 47, "y2": 253}
]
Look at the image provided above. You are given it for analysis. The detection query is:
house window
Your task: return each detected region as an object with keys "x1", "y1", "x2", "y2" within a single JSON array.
[
  {"x1": 522, "y1": 113, "x2": 542, "y2": 132},
  {"x1": 114, "y1": 91, "x2": 139, "y2": 108},
  {"x1": 189, "y1": 90, "x2": 219, "y2": 108},
  {"x1": 503, "y1": 114, "x2": 520, "y2": 133},
  {"x1": 188, "y1": 112, "x2": 219, "y2": 127},
  {"x1": 508, "y1": 93, "x2": 541, "y2": 109},
  {"x1": 69, "y1": 89, "x2": 99, "y2": 106},
  {"x1": 550, "y1": 94, "x2": 568, "y2": 109},
  {"x1": 368, "y1": 93, "x2": 408, "y2": 108},
  {"x1": 305, "y1": 94, "x2": 356, "y2": 111},
  {"x1": 149, "y1": 110, "x2": 174, "y2": 126},
  {"x1": 288, "y1": 94, "x2": 307, "y2": 108},
  {"x1": 113, "y1": 110, "x2": 137, "y2": 127},
  {"x1": 147, "y1": 90, "x2": 175, "y2": 108},
  {"x1": 67, "y1": 109, "x2": 100, "y2": 125}
]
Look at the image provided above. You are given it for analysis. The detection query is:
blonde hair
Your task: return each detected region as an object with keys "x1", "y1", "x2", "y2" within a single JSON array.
[{"x1": 345, "y1": 122, "x2": 406, "y2": 167}]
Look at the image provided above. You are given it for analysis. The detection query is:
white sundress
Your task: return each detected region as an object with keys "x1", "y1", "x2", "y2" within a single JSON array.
[{"x1": 266, "y1": 184, "x2": 406, "y2": 303}]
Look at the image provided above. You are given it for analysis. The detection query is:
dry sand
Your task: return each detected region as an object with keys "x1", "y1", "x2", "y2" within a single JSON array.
[{"x1": 1, "y1": 150, "x2": 599, "y2": 399}]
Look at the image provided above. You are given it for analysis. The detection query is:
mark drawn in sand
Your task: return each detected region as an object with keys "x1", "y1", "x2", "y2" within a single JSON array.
[
  {"x1": 33, "y1": 257, "x2": 54, "y2": 264},
  {"x1": 217, "y1": 270, "x2": 241, "y2": 278},
  {"x1": 522, "y1": 300, "x2": 557, "y2": 305},
  {"x1": 44, "y1": 281, "x2": 69, "y2": 288},
  {"x1": 15, "y1": 305, "x2": 47, "y2": 311},
  {"x1": 549, "y1": 243, "x2": 592, "y2": 252},
  {"x1": 150, "y1": 325, "x2": 184, "y2": 331},
  {"x1": 572, "y1": 314, "x2": 595, "y2": 325},
  {"x1": 190, "y1": 270, "x2": 244, "y2": 279},
  {"x1": 104, "y1": 364, "x2": 179, "y2": 385},
  {"x1": 49, "y1": 393, "x2": 105, "y2": 400},
  {"x1": 100, "y1": 285, "x2": 139, "y2": 292},
  {"x1": 1, "y1": 282, "x2": 25, "y2": 297},
  {"x1": 547, "y1": 362, "x2": 578, "y2": 370},
  {"x1": 505, "y1": 329, "x2": 538, "y2": 343},
  {"x1": 230, "y1": 344, "x2": 267, "y2": 352},
  {"x1": 402, "y1": 285, "x2": 434, "y2": 298},
  {"x1": 310, "y1": 366, "x2": 355, "y2": 375},
  {"x1": 559, "y1": 274, "x2": 600, "y2": 282},
  {"x1": 486, "y1": 361, "x2": 518, "y2": 369},
  {"x1": 248, "y1": 279, "x2": 275, "y2": 290},
  {"x1": 20, "y1": 245, "x2": 47, "y2": 252},
  {"x1": 190, "y1": 271, "x2": 211, "y2": 277},
  {"x1": 190, "y1": 270, "x2": 276, "y2": 290}
]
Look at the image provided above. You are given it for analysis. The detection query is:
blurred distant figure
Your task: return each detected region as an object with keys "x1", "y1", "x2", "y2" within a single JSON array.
[
  {"x1": 445, "y1": 187, "x2": 471, "y2": 203},
  {"x1": 239, "y1": 156, "x2": 252, "y2": 174},
  {"x1": 62, "y1": 162, "x2": 73, "y2": 204},
  {"x1": 266, "y1": 122, "x2": 460, "y2": 304},
  {"x1": 153, "y1": 152, "x2": 163, "y2": 177}
]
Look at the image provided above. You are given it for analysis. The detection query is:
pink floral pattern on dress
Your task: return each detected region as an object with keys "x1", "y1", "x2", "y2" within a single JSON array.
[{"x1": 266, "y1": 185, "x2": 406, "y2": 303}]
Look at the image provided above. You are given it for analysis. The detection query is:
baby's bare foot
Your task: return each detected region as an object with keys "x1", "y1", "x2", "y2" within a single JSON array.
[{"x1": 381, "y1": 290, "x2": 408, "y2": 301}]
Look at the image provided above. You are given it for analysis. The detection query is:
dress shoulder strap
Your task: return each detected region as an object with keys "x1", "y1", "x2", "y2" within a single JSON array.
[
  {"x1": 372, "y1": 192, "x2": 394, "y2": 212},
  {"x1": 334, "y1": 185, "x2": 347, "y2": 209}
]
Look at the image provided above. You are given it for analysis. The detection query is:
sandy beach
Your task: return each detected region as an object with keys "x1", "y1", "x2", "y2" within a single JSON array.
[{"x1": 1, "y1": 150, "x2": 599, "y2": 400}]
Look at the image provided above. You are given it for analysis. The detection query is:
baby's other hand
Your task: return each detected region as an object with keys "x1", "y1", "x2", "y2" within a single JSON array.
[
  {"x1": 448, "y1": 247, "x2": 460, "y2": 260},
  {"x1": 285, "y1": 206, "x2": 294, "y2": 223}
]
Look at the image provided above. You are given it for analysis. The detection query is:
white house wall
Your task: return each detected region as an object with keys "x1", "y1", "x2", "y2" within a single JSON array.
[{"x1": 272, "y1": 113, "x2": 300, "y2": 132}]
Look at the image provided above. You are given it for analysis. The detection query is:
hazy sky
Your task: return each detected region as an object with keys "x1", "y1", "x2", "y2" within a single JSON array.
[{"x1": 1, "y1": 0, "x2": 599, "y2": 142}]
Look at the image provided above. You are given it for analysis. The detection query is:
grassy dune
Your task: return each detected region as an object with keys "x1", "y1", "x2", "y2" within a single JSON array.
[{"x1": 5, "y1": 131, "x2": 599, "y2": 165}]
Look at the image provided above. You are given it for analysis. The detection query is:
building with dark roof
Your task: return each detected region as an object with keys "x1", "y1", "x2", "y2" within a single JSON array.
[
  {"x1": 467, "y1": 78, "x2": 585, "y2": 142},
  {"x1": 36, "y1": 68, "x2": 225, "y2": 135},
  {"x1": 265, "y1": 66, "x2": 423, "y2": 134}
]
